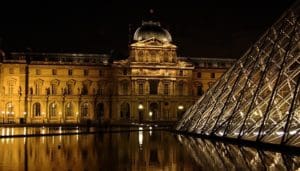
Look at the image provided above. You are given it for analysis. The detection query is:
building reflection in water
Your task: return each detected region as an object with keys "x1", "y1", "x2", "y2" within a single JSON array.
[
  {"x1": 0, "y1": 131, "x2": 198, "y2": 170},
  {"x1": 177, "y1": 135, "x2": 300, "y2": 171}
]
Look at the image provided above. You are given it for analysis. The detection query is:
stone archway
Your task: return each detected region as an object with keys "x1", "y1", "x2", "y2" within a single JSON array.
[
  {"x1": 149, "y1": 102, "x2": 159, "y2": 120},
  {"x1": 120, "y1": 102, "x2": 130, "y2": 120}
]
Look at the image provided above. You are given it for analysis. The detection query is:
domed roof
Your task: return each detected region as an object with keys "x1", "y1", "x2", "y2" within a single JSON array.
[{"x1": 133, "y1": 21, "x2": 172, "y2": 43}]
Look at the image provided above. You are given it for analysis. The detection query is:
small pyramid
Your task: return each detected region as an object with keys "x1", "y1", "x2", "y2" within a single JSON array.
[{"x1": 176, "y1": 1, "x2": 300, "y2": 147}]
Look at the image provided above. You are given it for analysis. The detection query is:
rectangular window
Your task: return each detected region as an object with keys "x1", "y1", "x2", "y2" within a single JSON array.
[
  {"x1": 99, "y1": 86, "x2": 104, "y2": 96},
  {"x1": 179, "y1": 70, "x2": 183, "y2": 76},
  {"x1": 36, "y1": 69, "x2": 41, "y2": 75},
  {"x1": 52, "y1": 69, "x2": 57, "y2": 75},
  {"x1": 99, "y1": 70, "x2": 103, "y2": 76},
  {"x1": 211, "y1": 73, "x2": 215, "y2": 78},
  {"x1": 35, "y1": 83, "x2": 40, "y2": 95},
  {"x1": 138, "y1": 83, "x2": 143, "y2": 95},
  {"x1": 68, "y1": 69, "x2": 73, "y2": 76},
  {"x1": 164, "y1": 84, "x2": 169, "y2": 95},
  {"x1": 51, "y1": 84, "x2": 57, "y2": 95},
  {"x1": 9, "y1": 68, "x2": 14, "y2": 74},
  {"x1": 67, "y1": 84, "x2": 73, "y2": 95},
  {"x1": 122, "y1": 82, "x2": 128, "y2": 95},
  {"x1": 8, "y1": 84, "x2": 14, "y2": 95},
  {"x1": 123, "y1": 69, "x2": 127, "y2": 75},
  {"x1": 197, "y1": 72, "x2": 201, "y2": 78},
  {"x1": 84, "y1": 69, "x2": 89, "y2": 76}
]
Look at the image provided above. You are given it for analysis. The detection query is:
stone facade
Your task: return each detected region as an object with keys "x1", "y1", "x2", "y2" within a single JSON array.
[{"x1": 0, "y1": 21, "x2": 235, "y2": 124}]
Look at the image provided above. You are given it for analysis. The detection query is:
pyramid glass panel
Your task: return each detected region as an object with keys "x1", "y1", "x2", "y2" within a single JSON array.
[{"x1": 176, "y1": 1, "x2": 300, "y2": 147}]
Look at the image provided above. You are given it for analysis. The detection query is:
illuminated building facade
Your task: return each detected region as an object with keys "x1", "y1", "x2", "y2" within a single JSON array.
[{"x1": 0, "y1": 20, "x2": 234, "y2": 124}]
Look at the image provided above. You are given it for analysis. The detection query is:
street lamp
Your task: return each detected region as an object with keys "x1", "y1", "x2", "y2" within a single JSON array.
[
  {"x1": 178, "y1": 105, "x2": 184, "y2": 110},
  {"x1": 178, "y1": 105, "x2": 184, "y2": 119},
  {"x1": 138, "y1": 104, "x2": 144, "y2": 123},
  {"x1": 138, "y1": 104, "x2": 144, "y2": 110}
]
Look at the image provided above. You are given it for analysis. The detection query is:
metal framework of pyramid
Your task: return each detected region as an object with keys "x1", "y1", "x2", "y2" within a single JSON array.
[{"x1": 176, "y1": 1, "x2": 300, "y2": 147}]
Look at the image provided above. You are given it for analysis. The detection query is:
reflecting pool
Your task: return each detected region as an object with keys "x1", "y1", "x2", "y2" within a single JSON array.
[
  {"x1": 0, "y1": 129, "x2": 300, "y2": 170},
  {"x1": 0, "y1": 129, "x2": 198, "y2": 171}
]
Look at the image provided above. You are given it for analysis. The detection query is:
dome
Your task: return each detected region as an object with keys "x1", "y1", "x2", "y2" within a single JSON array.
[{"x1": 133, "y1": 21, "x2": 172, "y2": 43}]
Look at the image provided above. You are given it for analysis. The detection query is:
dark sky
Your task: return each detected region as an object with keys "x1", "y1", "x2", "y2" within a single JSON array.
[{"x1": 0, "y1": 0, "x2": 296, "y2": 58}]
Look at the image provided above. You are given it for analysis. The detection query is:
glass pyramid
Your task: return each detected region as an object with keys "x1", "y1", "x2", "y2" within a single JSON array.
[{"x1": 176, "y1": 1, "x2": 300, "y2": 147}]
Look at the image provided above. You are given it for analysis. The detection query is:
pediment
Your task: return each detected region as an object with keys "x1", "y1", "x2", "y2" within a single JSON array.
[{"x1": 131, "y1": 37, "x2": 176, "y2": 48}]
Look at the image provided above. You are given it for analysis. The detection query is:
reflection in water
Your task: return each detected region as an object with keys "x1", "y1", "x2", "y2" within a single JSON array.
[
  {"x1": 0, "y1": 131, "x2": 198, "y2": 170},
  {"x1": 177, "y1": 135, "x2": 300, "y2": 171}
]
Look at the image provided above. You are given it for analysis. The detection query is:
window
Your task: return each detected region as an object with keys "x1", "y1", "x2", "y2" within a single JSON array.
[
  {"x1": 123, "y1": 69, "x2": 128, "y2": 75},
  {"x1": 197, "y1": 72, "x2": 201, "y2": 78},
  {"x1": 149, "y1": 80, "x2": 159, "y2": 95},
  {"x1": 208, "y1": 82, "x2": 215, "y2": 88},
  {"x1": 35, "y1": 83, "x2": 40, "y2": 95},
  {"x1": 138, "y1": 83, "x2": 143, "y2": 95},
  {"x1": 211, "y1": 73, "x2": 215, "y2": 79},
  {"x1": 84, "y1": 69, "x2": 89, "y2": 76},
  {"x1": 33, "y1": 103, "x2": 41, "y2": 116},
  {"x1": 179, "y1": 70, "x2": 183, "y2": 76},
  {"x1": 49, "y1": 103, "x2": 57, "y2": 117},
  {"x1": 67, "y1": 83, "x2": 73, "y2": 95},
  {"x1": 98, "y1": 86, "x2": 104, "y2": 96},
  {"x1": 178, "y1": 82, "x2": 184, "y2": 96},
  {"x1": 51, "y1": 84, "x2": 57, "y2": 95},
  {"x1": 197, "y1": 85, "x2": 203, "y2": 96},
  {"x1": 65, "y1": 102, "x2": 73, "y2": 116},
  {"x1": 68, "y1": 69, "x2": 73, "y2": 76},
  {"x1": 99, "y1": 70, "x2": 103, "y2": 76},
  {"x1": 220, "y1": 62, "x2": 226, "y2": 68},
  {"x1": 36, "y1": 69, "x2": 41, "y2": 75},
  {"x1": 8, "y1": 84, "x2": 14, "y2": 96},
  {"x1": 163, "y1": 52, "x2": 168, "y2": 62},
  {"x1": 9, "y1": 68, "x2": 14, "y2": 74},
  {"x1": 122, "y1": 82, "x2": 129, "y2": 95},
  {"x1": 52, "y1": 69, "x2": 57, "y2": 75},
  {"x1": 82, "y1": 84, "x2": 88, "y2": 95},
  {"x1": 6, "y1": 102, "x2": 14, "y2": 115},
  {"x1": 81, "y1": 103, "x2": 89, "y2": 117},
  {"x1": 164, "y1": 84, "x2": 169, "y2": 95}
]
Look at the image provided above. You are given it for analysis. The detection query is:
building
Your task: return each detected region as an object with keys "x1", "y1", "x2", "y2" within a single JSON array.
[{"x1": 0, "y1": 20, "x2": 235, "y2": 124}]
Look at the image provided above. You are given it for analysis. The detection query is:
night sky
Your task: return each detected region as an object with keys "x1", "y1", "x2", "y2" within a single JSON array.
[{"x1": 0, "y1": 0, "x2": 296, "y2": 59}]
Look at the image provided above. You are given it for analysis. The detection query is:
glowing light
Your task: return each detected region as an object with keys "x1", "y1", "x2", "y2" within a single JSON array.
[
  {"x1": 138, "y1": 104, "x2": 144, "y2": 110},
  {"x1": 149, "y1": 111, "x2": 153, "y2": 117},
  {"x1": 138, "y1": 127, "x2": 143, "y2": 148},
  {"x1": 178, "y1": 105, "x2": 184, "y2": 110}
]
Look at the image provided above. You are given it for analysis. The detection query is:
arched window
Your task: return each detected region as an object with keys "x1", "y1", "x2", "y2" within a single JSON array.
[
  {"x1": 33, "y1": 103, "x2": 41, "y2": 116},
  {"x1": 65, "y1": 102, "x2": 73, "y2": 116},
  {"x1": 120, "y1": 102, "x2": 130, "y2": 119},
  {"x1": 49, "y1": 103, "x2": 57, "y2": 116},
  {"x1": 81, "y1": 103, "x2": 89, "y2": 117}
]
